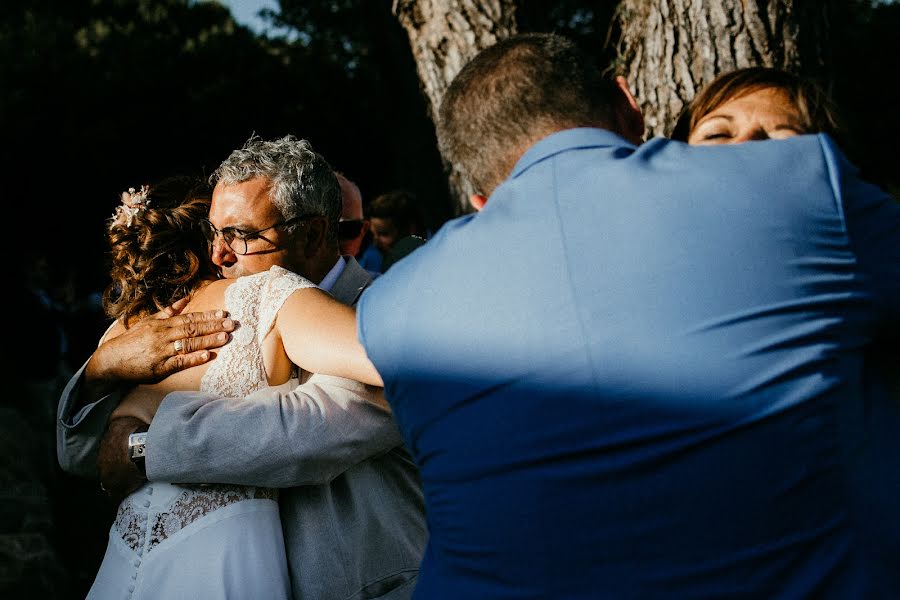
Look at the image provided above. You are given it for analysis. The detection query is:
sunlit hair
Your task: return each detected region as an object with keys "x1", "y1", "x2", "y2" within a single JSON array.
[
  {"x1": 671, "y1": 67, "x2": 841, "y2": 141},
  {"x1": 103, "y1": 176, "x2": 216, "y2": 327},
  {"x1": 210, "y1": 134, "x2": 341, "y2": 243},
  {"x1": 437, "y1": 33, "x2": 621, "y2": 197}
]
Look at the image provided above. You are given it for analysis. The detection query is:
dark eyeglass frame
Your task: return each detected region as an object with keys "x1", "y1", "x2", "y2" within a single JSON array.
[
  {"x1": 199, "y1": 214, "x2": 317, "y2": 255},
  {"x1": 337, "y1": 218, "x2": 366, "y2": 240}
]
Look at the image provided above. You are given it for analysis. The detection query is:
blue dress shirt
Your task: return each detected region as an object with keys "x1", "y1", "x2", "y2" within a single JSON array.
[{"x1": 358, "y1": 128, "x2": 900, "y2": 599}]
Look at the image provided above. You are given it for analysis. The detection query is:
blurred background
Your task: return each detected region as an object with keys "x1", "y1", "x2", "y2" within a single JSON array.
[{"x1": 4, "y1": 0, "x2": 899, "y2": 597}]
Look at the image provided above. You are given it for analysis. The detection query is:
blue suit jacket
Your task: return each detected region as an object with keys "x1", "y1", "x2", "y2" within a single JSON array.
[{"x1": 358, "y1": 129, "x2": 900, "y2": 599}]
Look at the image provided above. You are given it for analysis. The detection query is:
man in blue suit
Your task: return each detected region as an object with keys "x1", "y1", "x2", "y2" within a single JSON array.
[{"x1": 356, "y1": 33, "x2": 900, "y2": 598}]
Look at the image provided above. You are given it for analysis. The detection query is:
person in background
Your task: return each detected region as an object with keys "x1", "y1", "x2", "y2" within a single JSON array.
[
  {"x1": 670, "y1": 66, "x2": 841, "y2": 144},
  {"x1": 676, "y1": 63, "x2": 900, "y2": 473},
  {"x1": 336, "y1": 171, "x2": 370, "y2": 258},
  {"x1": 381, "y1": 234, "x2": 427, "y2": 273},
  {"x1": 355, "y1": 33, "x2": 900, "y2": 599},
  {"x1": 368, "y1": 189, "x2": 425, "y2": 264},
  {"x1": 335, "y1": 171, "x2": 386, "y2": 275}
]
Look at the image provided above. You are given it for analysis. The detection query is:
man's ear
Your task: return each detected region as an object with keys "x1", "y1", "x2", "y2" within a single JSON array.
[
  {"x1": 614, "y1": 76, "x2": 645, "y2": 144},
  {"x1": 303, "y1": 217, "x2": 328, "y2": 257},
  {"x1": 469, "y1": 194, "x2": 488, "y2": 211}
]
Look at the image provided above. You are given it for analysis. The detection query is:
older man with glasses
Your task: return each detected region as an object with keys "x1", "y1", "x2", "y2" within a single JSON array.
[
  {"x1": 198, "y1": 214, "x2": 317, "y2": 257},
  {"x1": 57, "y1": 135, "x2": 425, "y2": 600}
]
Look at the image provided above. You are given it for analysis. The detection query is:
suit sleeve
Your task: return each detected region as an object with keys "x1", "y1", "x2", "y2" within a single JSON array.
[
  {"x1": 145, "y1": 374, "x2": 403, "y2": 487},
  {"x1": 820, "y1": 134, "x2": 900, "y2": 336},
  {"x1": 56, "y1": 360, "x2": 123, "y2": 479}
]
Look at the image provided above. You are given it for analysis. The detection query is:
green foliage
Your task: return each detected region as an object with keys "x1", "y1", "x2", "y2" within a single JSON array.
[
  {"x1": 4, "y1": 0, "x2": 330, "y2": 268},
  {"x1": 5, "y1": 0, "x2": 897, "y2": 312},
  {"x1": 516, "y1": 0, "x2": 619, "y2": 66},
  {"x1": 268, "y1": 0, "x2": 378, "y2": 74},
  {"x1": 271, "y1": 0, "x2": 452, "y2": 226}
]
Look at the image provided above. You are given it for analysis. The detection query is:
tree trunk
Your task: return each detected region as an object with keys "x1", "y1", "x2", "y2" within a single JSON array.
[
  {"x1": 613, "y1": 0, "x2": 835, "y2": 137},
  {"x1": 395, "y1": 0, "x2": 836, "y2": 207},
  {"x1": 393, "y1": 0, "x2": 517, "y2": 214}
]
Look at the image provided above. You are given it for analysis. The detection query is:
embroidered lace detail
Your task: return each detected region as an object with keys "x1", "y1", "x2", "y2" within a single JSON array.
[
  {"x1": 147, "y1": 485, "x2": 279, "y2": 552},
  {"x1": 113, "y1": 497, "x2": 146, "y2": 552},
  {"x1": 201, "y1": 265, "x2": 316, "y2": 396},
  {"x1": 113, "y1": 266, "x2": 313, "y2": 555},
  {"x1": 114, "y1": 485, "x2": 279, "y2": 554}
]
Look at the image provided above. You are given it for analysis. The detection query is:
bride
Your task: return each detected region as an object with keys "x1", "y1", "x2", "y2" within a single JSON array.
[{"x1": 86, "y1": 176, "x2": 382, "y2": 599}]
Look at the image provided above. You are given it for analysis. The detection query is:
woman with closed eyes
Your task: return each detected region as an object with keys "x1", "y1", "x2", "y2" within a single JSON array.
[{"x1": 671, "y1": 66, "x2": 840, "y2": 145}]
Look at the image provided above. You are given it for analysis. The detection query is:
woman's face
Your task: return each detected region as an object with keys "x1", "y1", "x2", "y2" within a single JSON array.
[{"x1": 688, "y1": 87, "x2": 805, "y2": 145}]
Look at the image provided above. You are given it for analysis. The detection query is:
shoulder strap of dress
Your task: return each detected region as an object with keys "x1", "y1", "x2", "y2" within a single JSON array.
[{"x1": 256, "y1": 266, "x2": 317, "y2": 342}]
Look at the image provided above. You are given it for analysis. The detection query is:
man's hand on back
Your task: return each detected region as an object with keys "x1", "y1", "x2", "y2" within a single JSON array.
[{"x1": 83, "y1": 297, "x2": 236, "y2": 400}]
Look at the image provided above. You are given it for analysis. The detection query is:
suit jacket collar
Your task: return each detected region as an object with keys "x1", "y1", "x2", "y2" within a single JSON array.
[
  {"x1": 510, "y1": 127, "x2": 636, "y2": 180},
  {"x1": 330, "y1": 256, "x2": 373, "y2": 306}
]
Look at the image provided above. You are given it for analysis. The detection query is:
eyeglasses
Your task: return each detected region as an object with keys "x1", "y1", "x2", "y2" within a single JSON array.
[
  {"x1": 337, "y1": 219, "x2": 365, "y2": 240},
  {"x1": 199, "y1": 215, "x2": 316, "y2": 255}
]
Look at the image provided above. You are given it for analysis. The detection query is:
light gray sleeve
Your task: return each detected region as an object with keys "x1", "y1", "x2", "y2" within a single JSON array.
[
  {"x1": 56, "y1": 360, "x2": 124, "y2": 479},
  {"x1": 145, "y1": 374, "x2": 403, "y2": 488}
]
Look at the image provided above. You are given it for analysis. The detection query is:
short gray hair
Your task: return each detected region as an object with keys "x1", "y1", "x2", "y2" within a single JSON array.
[{"x1": 211, "y1": 135, "x2": 341, "y2": 241}]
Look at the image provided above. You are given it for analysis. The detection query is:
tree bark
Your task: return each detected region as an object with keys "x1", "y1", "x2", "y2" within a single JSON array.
[
  {"x1": 395, "y1": 0, "x2": 836, "y2": 207},
  {"x1": 613, "y1": 0, "x2": 835, "y2": 137},
  {"x1": 393, "y1": 0, "x2": 517, "y2": 214}
]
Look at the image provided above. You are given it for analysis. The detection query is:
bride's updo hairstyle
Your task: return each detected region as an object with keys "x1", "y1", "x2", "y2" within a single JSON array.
[{"x1": 103, "y1": 176, "x2": 216, "y2": 327}]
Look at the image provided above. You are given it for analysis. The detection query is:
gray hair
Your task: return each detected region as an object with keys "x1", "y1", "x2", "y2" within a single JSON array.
[{"x1": 211, "y1": 134, "x2": 341, "y2": 242}]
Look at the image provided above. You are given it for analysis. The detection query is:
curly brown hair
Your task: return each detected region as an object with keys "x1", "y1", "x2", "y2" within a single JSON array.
[{"x1": 102, "y1": 176, "x2": 216, "y2": 327}]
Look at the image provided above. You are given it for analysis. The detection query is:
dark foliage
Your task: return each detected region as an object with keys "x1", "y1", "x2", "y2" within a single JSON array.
[
  {"x1": 829, "y1": 0, "x2": 900, "y2": 195},
  {"x1": 5, "y1": 1, "x2": 897, "y2": 596}
]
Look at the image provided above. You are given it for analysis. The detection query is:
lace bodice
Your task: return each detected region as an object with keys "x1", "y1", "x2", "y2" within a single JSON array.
[
  {"x1": 201, "y1": 265, "x2": 316, "y2": 396},
  {"x1": 113, "y1": 266, "x2": 316, "y2": 557}
]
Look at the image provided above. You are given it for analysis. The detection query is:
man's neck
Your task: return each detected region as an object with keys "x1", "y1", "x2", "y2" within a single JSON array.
[{"x1": 290, "y1": 247, "x2": 340, "y2": 285}]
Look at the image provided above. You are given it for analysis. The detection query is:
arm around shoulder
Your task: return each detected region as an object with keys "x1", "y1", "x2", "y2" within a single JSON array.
[
  {"x1": 56, "y1": 359, "x2": 124, "y2": 479},
  {"x1": 146, "y1": 377, "x2": 401, "y2": 488},
  {"x1": 57, "y1": 302, "x2": 235, "y2": 478},
  {"x1": 277, "y1": 287, "x2": 383, "y2": 387}
]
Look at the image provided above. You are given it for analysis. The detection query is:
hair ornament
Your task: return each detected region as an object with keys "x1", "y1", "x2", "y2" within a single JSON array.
[{"x1": 110, "y1": 185, "x2": 151, "y2": 229}]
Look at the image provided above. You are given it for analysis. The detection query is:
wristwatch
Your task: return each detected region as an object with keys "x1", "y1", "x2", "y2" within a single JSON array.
[{"x1": 128, "y1": 425, "x2": 150, "y2": 475}]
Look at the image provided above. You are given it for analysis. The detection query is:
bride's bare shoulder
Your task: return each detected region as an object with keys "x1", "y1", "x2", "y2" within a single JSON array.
[{"x1": 184, "y1": 277, "x2": 231, "y2": 310}]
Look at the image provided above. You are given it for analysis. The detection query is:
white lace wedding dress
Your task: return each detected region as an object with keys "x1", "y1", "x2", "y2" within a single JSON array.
[{"x1": 88, "y1": 266, "x2": 315, "y2": 600}]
